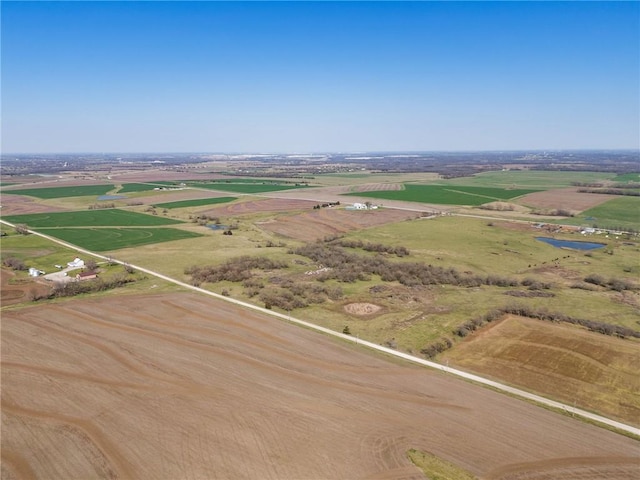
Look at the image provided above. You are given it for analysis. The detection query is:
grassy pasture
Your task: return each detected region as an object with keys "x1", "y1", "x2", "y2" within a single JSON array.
[
  {"x1": 614, "y1": 173, "x2": 640, "y2": 182},
  {"x1": 2, "y1": 184, "x2": 115, "y2": 199},
  {"x1": 40, "y1": 227, "x2": 202, "y2": 251},
  {"x1": 3, "y1": 209, "x2": 184, "y2": 228},
  {"x1": 445, "y1": 170, "x2": 616, "y2": 189},
  {"x1": 441, "y1": 316, "x2": 640, "y2": 425},
  {"x1": 200, "y1": 178, "x2": 300, "y2": 184},
  {"x1": 564, "y1": 196, "x2": 640, "y2": 230},
  {"x1": 0, "y1": 230, "x2": 90, "y2": 272},
  {"x1": 346, "y1": 184, "x2": 539, "y2": 205},
  {"x1": 315, "y1": 172, "x2": 440, "y2": 187},
  {"x1": 117, "y1": 183, "x2": 166, "y2": 193},
  {"x1": 153, "y1": 196, "x2": 237, "y2": 209}
]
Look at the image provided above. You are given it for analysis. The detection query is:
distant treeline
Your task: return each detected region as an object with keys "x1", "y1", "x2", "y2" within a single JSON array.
[{"x1": 577, "y1": 188, "x2": 640, "y2": 196}]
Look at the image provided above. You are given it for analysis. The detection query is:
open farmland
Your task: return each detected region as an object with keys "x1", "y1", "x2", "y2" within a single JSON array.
[
  {"x1": 446, "y1": 170, "x2": 618, "y2": 189},
  {"x1": 2, "y1": 292, "x2": 639, "y2": 480},
  {"x1": 153, "y1": 196, "x2": 237, "y2": 209},
  {"x1": 199, "y1": 197, "x2": 319, "y2": 217},
  {"x1": 614, "y1": 173, "x2": 640, "y2": 182},
  {"x1": 116, "y1": 183, "x2": 168, "y2": 193},
  {"x1": 36, "y1": 227, "x2": 203, "y2": 251},
  {"x1": 440, "y1": 316, "x2": 640, "y2": 425},
  {"x1": 347, "y1": 184, "x2": 540, "y2": 205},
  {"x1": 0, "y1": 194, "x2": 69, "y2": 215},
  {"x1": 568, "y1": 196, "x2": 640, "y2": 230},
  {"x1": 257, "y1": 207, "x2": 421, "y2": 241},
  {"x1": 2, "y1": 184, "x2": 115, "y2": 199},
  {"x1": 3, "y1": 209, "x2": 184, "y2": 228},
  {"x1": 518, "y1": 187, "x2": 617, "y2": 213},
  {"x1": 190, "y1": 182, "x2": 312, "y2": 194}
]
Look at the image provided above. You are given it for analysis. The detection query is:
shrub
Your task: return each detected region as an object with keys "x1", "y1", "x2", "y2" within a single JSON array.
[
  {"x1": 2, "y1": 257, "x2": 27, "y2": 271},
  {"x1": 14, "y1": 224, "x2": 29, "y2": 235}
]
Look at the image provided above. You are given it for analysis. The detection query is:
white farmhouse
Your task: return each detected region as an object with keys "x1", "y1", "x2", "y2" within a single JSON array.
[{"x1": 67, "y1": 257, "x2": 85, "y2": 268}]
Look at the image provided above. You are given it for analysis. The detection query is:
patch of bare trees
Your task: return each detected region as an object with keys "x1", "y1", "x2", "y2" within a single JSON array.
[
  {"x1": 185, "y1": 256, "x2": 288, "y2": 285},
  {"x1": 2, "y1": 257, "x2": 27, "y2": 270}
]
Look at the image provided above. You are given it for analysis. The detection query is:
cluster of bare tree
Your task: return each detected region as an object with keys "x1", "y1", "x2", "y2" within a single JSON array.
[
  {"x1": 185, "y1": 256, "x2": 288, "y2": 285},
  {"x1": 584, "y1": 274, "x2": 636, "y2": 291},
  {"x1": 291, "y1": 243, "x2": 530, "y2": 288},
  {"x1": 189, "y1": 214, "x2": 221, "y2": 225},
  {"x1": 88, "y1": 203, "x2": 115, "y2": 209},
  {"x1": 531, "y1": 208, "x2": 574, "y2": 217},
  {"x1": 577, "y1": 188, "x2": 640, "y2": 197},
  {"x1": 478, "y1": 202, "x2": 515, "y2": 211},
  {"x1": 258, "y1": 281, "x2": 343, "y2": 310},
  {"x1": 327, "y1": 238, "x2": 410, "y2": 257},
  {"x1": 50, "y1": 272, "x2": 137, "y2": 298},
  {"x1": 3, "y1": 257, "x2": 27, "y2": 270}
]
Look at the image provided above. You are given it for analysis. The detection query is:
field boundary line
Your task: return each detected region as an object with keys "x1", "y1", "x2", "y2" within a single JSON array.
[{"x1": 2, "y1": 218, "x2": 638, "y2": 438}]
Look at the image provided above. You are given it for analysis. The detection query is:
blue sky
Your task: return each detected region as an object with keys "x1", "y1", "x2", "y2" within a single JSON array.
[{"x1": 2, "y1": 1, "x2": 638, "y2": 153}]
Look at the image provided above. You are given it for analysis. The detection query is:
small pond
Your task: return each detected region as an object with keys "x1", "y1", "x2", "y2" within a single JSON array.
[
  {"x1": 97, "y1": 195, "x2": 127, "y2": 200},
  {"x1": 535, "y1": 237, "x2": 606, "y2": 250},
  {"x1": 206, "y1": 224, "x2": 229, "y2": 230}
]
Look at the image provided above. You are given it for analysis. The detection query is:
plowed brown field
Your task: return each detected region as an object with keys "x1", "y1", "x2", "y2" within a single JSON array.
[
  {"x1": 200, "y1": 197, "x2": 318, "y2": 217},
  {"x1": 519, "y1": 188, "x2": 615, "y2": 212},
  {"x1": 0, "y1": 195, "x2": 68, "y2": 215},
  {"x1": 2, "y1": 293, "x2": 638, "y2": 480},
  {"x1": 258, "y1": 208, "x2": 420, "y2": 241}
]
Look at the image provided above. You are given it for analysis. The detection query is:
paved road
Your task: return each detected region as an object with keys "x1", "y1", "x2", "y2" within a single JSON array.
[{"x1": 2, "y1": 218, "x2": 639, "y2": 438}]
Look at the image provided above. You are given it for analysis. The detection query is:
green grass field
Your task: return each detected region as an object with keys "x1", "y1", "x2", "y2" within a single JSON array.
[
  {"x1": 444, "y1": 170, "x2": 617, "y2": 189},
  {"x1": 1, "y1": 230, "x2": 90, "y2": 271},
  {"x1": 40, "y1": 227, "x2": 203, "y2": 251},
  {"x1": 4, "y1": 209, "x2": 184, "y2": 228},
  {"x1": 558, "y1": 196, "x2": 640, "y2": 230},
  {"x1": 2, "y1": 184, "x2": 115, "y2": 199},
  {"x1": 190, "y1": 182, "x2": 311, "y2": 194},
  {"x1": 117, "y1": 183, "x2": 167, "y2": 193},
  {"x1": 153, "y1": 196, "x2": 237, "y2": 209},
  {"x1": 613, "y1": 173, "x2": 640, "y2": 182},
  {"x1": 346, "y1": 184, "x2": 540, "y2": 205}
]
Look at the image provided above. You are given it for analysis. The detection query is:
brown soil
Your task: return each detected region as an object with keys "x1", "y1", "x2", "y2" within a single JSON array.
[
  {"x1": 0, "y1": 195, "x2": 69, "y2": 215},
  {"x1": 200, "y1": 197, "x2": 319, "y2": 217},
  {"x1": 0, "y1": 269, "x2": 51, "y2": 306},
  {"x1": 349, "y1": 183, "x2": 404, "y2": 192},
  {"x1": 258, "y1": 207, "x2": 420, "y2": 241},
  {"x1": 344, "y1": 302, "x2": 382, "y2": 316},
  {"x1": 2, "y1": 293, "x2": 638, "y2": 479},
  {"x1": 519, "y1": 188, "x2": 616, "y2": 212}
]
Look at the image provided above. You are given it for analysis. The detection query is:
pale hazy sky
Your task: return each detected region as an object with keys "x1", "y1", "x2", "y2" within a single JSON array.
[{"x1": 2, "y1": 1, "x2": 639, "y2": 153}]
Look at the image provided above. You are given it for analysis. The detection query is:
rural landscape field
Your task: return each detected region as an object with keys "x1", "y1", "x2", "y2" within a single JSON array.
[{"x1": 1, "y1": 152, "x2": 639, "y2": 479}]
